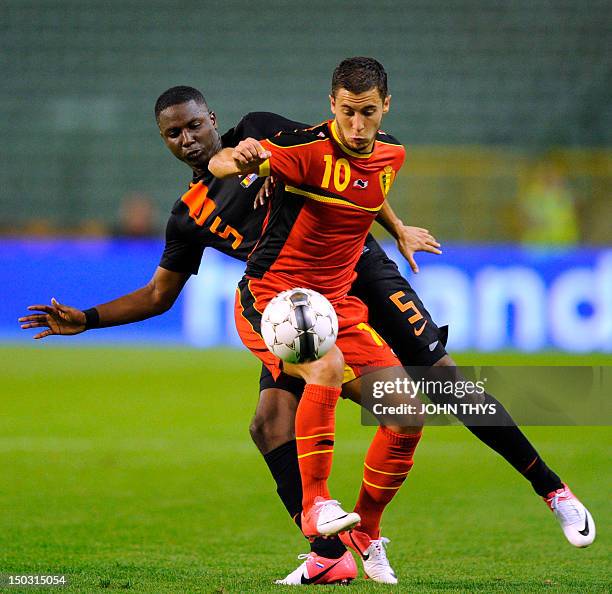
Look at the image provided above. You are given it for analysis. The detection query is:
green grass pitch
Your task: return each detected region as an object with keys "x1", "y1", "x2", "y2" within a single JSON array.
[{"x1": 0, "y1": 346, "x2": 610, "y2": 592}]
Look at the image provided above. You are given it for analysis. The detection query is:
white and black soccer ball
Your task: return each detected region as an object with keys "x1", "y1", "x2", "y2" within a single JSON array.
[{"x1": 261, "y1": 288, "x2": 338, "y2": 364}]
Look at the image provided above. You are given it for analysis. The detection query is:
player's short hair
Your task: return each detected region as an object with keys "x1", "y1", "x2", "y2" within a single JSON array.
[
  {"x1": 331, "y1": 57, "x2": 388, "y2": 100},
  {"x1": 154, "y1": 86, "x2": 208, "y2": 121}
]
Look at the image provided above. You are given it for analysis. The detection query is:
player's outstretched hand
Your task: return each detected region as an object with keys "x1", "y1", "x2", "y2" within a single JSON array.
[
  {"x1": 396, "y1": 225, "x2": 442, "y2": 274},
  {"x1": 254, "y1": 175, "x2": 276, "y2": 209},
  {"x1": 232, "y1": 138, "x2": 271, "y2": 172},
  {"x1": 18, "y1": 298, "x2": 86, "y2": 339}
]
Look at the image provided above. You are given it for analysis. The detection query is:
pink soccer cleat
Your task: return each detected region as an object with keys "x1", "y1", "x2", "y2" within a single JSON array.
[
  {"x1": 339, "y1": 528, "x2": 371, "y2": 559},
  {"x1": 274, "y1": 551, "x2": 357, "y2": 585},
  {"x1": 300, "y1": 496, "x2": 360, "y2": 537}
]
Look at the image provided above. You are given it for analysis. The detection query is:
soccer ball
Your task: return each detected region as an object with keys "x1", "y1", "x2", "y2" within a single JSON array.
[{"x1": 261, "y1": 288, "x2": 338, "y2": 364}]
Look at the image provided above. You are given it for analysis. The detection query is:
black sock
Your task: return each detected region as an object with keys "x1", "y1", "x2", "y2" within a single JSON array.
[
  {"x1": 461, "y1": 393, "x2": 563, "y2": 496},
  {"x1": 419, "y1": 366, "x2": 564, "y2": 497},
  {"x1": 522, "y1": 456, "x2": 564, "y2": 497},
  {"x1": 310, "y1": 536, "x2": 347, "y2": 559},
  {"x1": 262, "y1": 440, "x2": 303, "y2": 527},
  {"x1": 262, "y1": 441, "x2": 347, "y2": 557}
]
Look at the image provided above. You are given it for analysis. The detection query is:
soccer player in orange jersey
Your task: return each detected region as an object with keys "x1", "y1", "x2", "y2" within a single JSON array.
[{"x1": 210, "y1": 57, "x2": 423, "y2": 584}]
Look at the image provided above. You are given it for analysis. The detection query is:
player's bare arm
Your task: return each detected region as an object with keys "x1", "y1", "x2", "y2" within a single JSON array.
[
  {"x1": 19, "y1": 267, "x2": 189, "y2": 339},
  {"x1": 377, "y1": 199, "x2": 442, "y2": 273},
  {"x1": 209, "y1": 138, "x2": 271, "y2": 178}
]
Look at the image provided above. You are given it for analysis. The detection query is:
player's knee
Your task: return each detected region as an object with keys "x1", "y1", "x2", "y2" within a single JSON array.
[
  {"x1": 249, "y1": 402, "x2": 296, "y2": 454},
  {"x1": 249, "y1": 414, "x2": 271, "y2": 452},
  {"x1": 387, "y1": 392, "x2": 426, "y2": 431},
  {"x1": 307, "y1": 345, "x2": 345, "y2": 387},
  {"x1": 284, "y1": 345, "x2": 344, "y2": 386},
  {"x1": 249, "y1": 413, "x2": 265, "y2": 446}
]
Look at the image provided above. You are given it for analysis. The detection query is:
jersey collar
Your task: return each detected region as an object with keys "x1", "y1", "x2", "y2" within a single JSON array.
[
  {"x1": 329, "y1": 120, "x2": 374, "y2": 159},
  {"x1": 192, "y1": 169, "x2": 214, "y2": 185}
]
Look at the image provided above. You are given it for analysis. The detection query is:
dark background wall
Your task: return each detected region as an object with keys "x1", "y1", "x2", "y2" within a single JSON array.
[{"x1": 1, "y1": 0, "x2": 610, "y2": 237}]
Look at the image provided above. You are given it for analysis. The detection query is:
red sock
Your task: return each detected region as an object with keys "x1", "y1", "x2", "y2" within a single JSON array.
[
  {"x1": 295, "y1": 384, "x2": 341, "y2": 512},
  {"x1": 354, "y1": 426, "x2": 422, "y2": 539}
]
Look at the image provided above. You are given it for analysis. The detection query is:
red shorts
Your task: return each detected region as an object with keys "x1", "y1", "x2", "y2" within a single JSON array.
[{"x1": 235, "y1": 276, "x2": 401, "y2": 383}]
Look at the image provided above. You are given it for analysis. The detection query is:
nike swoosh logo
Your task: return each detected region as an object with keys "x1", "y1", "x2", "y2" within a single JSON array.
[
  {"x1": 428, "y1": 340, "x2": 438, "y2": 352},
  {"x1": 301, "y1": 559, "x2": 343, "y2": 585},
  {"x1": 578, "y1": 516, "x2": 589, "y2": 536},
  {"x1": 414, "y1": 320, "x2": 428, "y2": 336},
  {"x1": 349, "y1": 532, "x2": 369, "y2": 560},
  {"x1": 320, "y1": 514, "x2": 348, "y2": 525}
]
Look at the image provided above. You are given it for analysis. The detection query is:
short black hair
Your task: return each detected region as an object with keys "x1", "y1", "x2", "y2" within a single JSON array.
[
  {"x1": 154, "y1": 86, "x2": 208, "y2": 121},
  {"x1": 331, "y1": 57, "x2": 388, "y2": 100}
]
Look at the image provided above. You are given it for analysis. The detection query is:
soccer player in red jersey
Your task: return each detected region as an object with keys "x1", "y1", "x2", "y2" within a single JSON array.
[
  {"x1": 21, "y1": 77, "x2": 596, "y2": 584},
  {"x1": 210, "y1": 57, "x2": 424, "y2": 583}
]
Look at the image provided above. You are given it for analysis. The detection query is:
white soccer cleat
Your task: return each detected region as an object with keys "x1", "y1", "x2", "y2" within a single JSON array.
[
  {"x1": 301, "y1": 497, "x2": 361, "y2": 537},
  {"x1": 340, "y1": 529, "x2": 398, "y2": 584},
  {"x1": 544, "y1": 483, "x2": 596, "y2": 548},
  {"x1": 362, "y1": 537, "x2": 398, "y2": 585},
  {"x1": 274, "y1": 551, "x2": 357, "y2": 586}
]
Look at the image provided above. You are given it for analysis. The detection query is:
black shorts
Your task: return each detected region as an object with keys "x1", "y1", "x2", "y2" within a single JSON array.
[
  {"x1": 258, "y1": 234, "x2": 448, "y2": 395},
  {"x1": 351, "y1": 235, "x2": 448, "y2": 367},
  {"x1": 259, "y1": 365, "x2": 306, "y2": 397}
]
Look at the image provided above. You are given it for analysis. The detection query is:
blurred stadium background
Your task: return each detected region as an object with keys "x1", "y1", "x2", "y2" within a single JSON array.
[
  {"x1": 1, "y1": 3, "x2": 610, "y2": 591},
  {"x1": 1, "y1": 0, "x2": 610, "y2": 352}
]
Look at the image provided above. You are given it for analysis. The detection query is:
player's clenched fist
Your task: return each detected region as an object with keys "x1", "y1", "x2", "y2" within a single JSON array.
[
  {"x1": 231, "y1": 138, "x2": 271, "y2": 169},
  {"x1": 209, "y1": 138, "x2": 272, "y2": 179},
  {"x1": 18, "y1": 298, "x2": 86, "y2": 339}
]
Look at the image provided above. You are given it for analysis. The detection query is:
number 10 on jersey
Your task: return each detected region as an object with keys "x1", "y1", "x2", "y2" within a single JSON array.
[{"x1": 321, "y1": 155, "x2": 351, "y2": 192}]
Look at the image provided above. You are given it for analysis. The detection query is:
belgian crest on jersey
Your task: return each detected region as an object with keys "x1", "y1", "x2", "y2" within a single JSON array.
[{"x1": 379, "y1": 166, "x2": 396, "y2": 196}]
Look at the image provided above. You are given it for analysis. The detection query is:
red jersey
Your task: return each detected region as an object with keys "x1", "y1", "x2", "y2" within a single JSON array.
[{"x1": 245, "y1": 120, "x2": 405, "y2": 303}]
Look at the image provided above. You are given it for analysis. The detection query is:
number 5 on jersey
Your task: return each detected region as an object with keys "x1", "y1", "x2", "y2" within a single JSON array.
[{"x1": 210, "y1": 216, "x2": 243, "y2": 249}]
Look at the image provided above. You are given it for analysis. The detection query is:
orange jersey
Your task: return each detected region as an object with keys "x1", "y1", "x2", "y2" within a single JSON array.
[{"x1": 245, "y1": 120, "x2": 405, "y2": 303}]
